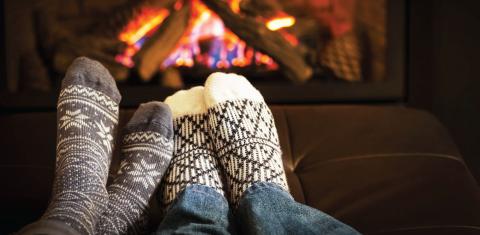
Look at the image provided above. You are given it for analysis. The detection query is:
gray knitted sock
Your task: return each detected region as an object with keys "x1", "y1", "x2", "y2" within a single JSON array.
[
  {"x1": 42, "y1": 57, "x2": 121, "y2": 234},
  {"x1": 95, "y1": 102, "x2": 174, "y2": 234}
]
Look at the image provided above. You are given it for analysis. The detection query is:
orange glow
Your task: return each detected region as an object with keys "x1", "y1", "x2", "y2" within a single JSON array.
[
  {"x1": 162, "y1": 0, "x2": 280, "y2": 69},
  {"x1": 230, "y1": 0, "x2": 241, "y2": 13},
  {"x1": 281, "y1": 31, "x2": 299, "y2": 46},
  {"x1": 266, "y1": 16, "x2": 296, "y2": 31},
  {"x1": 116, "y1": 0, "x2": 298, "y2": 70},
  {"x1": 174, "y1": 1, "x2": 183, "y2": 10},
  {"x1": 119, "y1": 9, "x2": 169, "y2": 45},
  {"x1": 116, "y1": 8, "x2": 170, "y2": 67}
]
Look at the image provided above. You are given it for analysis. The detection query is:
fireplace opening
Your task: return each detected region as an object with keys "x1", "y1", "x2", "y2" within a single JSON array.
[{"x1": 1, "y1": 0, "x2": 406, "y2": 108}]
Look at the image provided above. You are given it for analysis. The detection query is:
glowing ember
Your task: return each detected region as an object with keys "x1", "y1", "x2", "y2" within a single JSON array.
[
  {"x1": 116, "y1": 0, "x2": 296, "y2": 71},
  {"x1": 266, "y1": 16, "x2": 296, "y2": 31},
  {"x1": 229, "y1": 0, "x2": 241, "y2": 13}
]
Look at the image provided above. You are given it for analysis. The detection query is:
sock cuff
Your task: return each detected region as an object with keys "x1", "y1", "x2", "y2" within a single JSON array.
[
  {"x1": 204, "y1": 72, "x2": 264, "y2": 108},
  {"x1": 165, "y1": 86, "x2": 208, "y2": 118}
]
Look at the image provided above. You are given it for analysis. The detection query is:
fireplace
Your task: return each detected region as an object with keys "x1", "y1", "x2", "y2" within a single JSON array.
[{"x1": 0, "y1": 0, "x2": 406, "y2": 109}]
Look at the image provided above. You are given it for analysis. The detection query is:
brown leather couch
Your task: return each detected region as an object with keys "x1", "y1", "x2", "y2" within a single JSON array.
[{"x1": 1, "y1": 105, "x2": 480, "y2": 234}]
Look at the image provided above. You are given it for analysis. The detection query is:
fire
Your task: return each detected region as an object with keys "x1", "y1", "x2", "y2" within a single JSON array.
[
  {"x1": 116, "y1": 0, "x2": 296, "y2": 71},
  {"x1": 116, "y1": 8, "x2": 170, "y2": 67},
  {"x1": 266, "y1": 16, "x2": 296, "y2": 31},
  {"x1": 119, "y1": 9, "x2": 170, "y2": 45},
  {"x1": 229, "y1": 0, "x2": 241, "y2": 13}
]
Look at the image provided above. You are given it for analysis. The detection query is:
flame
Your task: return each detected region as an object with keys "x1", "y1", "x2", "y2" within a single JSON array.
[
  {"x1": 230, "y1": 0, "x2": 241, "y2": 13},
  {"x1": 266, "y1": 16, "x2": 296, "y2": 31},
  {"x1": 116, "y1": 0, "x2": 297, "y2": 70},
  {"x1": 116, "y1": 8, "x2": 170, "y2": 67},
  {"x1": 119, "y1": 9, "x2": 169, "y2": 45}
]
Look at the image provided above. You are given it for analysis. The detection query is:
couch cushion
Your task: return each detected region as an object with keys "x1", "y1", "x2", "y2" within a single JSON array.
[
  {"x1": 271, "y1": 105, "x2": 480, "y2": 234},
  {"x1": 1, "y1": 105, "x2": 479, "y2": 234}
]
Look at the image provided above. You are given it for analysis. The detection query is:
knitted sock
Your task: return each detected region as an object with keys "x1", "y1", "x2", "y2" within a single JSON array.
[
  {"x1": 161, "y1": 86, "x2": 224, "y2": 207},
  {"x1": 204, "y1": 72, "x2": 289, "y2": 206},
  {"x1": 42, "y1": 57, "x2": 121, "y2": 234},
  {"x1": 95, "y1": 102, "x2": 174, "y2": 234}
]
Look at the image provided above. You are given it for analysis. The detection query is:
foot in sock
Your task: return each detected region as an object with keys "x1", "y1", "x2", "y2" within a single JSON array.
[
  {"x1": 161, "y1": 86, "x2": 225, "y2": 207},
  {"x1": 95, "y1": 102, "x2": 174, "y2": 234},
  {"x1": 204, "y1": 72, "x2": 289, "y2": 206},
  {"x1": 41, "y1": 57, "x2": 121, "y2": 234}
]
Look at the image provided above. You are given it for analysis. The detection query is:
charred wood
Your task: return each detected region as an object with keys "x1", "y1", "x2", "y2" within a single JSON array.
[
  {"x1": 133, "y1": 1, "x2": 190, "y2": 81},
  {"x1": 202, "y1": 0, "x2": 312, "y2": 83}
]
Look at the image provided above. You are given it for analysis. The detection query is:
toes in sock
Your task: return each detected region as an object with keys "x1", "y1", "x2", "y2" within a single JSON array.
[
  {"x1": 96, "y1": 102, "x2": 174, "y2": 234},
  {"x1": 204, "y1": 72, "x2": 289, "y2": 206},
  {"x1": 42, "y1": 57, "x2": 121, "y2": 234},
  {"x1": 161, "y1": 86, "x2": 225, "y2": 207}
]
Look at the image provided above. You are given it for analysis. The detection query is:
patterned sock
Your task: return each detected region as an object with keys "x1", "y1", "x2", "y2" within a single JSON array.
[
  {"x1": 95, "y1": 102, "x2": 174, "y2": 234},
  {"x1": 42, "y1": 57, "x2": 121, "y2": 234},
  {"x1": 161, "y1": 86, "x2": 225, "y2": 207},
  {"x1": 204, "y1": 72, "x2": 289, "y2": 206}
]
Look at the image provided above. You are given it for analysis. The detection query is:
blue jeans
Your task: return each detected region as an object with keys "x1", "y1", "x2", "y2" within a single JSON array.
[{"x1": 155, "y1": 182, "x2": 360, "y2": 235}]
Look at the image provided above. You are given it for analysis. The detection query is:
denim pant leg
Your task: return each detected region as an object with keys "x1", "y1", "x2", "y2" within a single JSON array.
[
  {"x1": 154, "y1": 184, "x2": 235, "y2": 235},
  {"x1": 235, "y1": 182, "x2": 361, "y2": 235}
]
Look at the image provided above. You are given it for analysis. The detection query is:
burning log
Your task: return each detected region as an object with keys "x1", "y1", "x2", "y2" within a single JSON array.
[
  {"x1": 202, "y1": 0, "x2": 313, "y2": 83},
  {"x1": 93, "y1": 0, "x2": 146, "y2": 38},
  {"x1": 133, "y1": 2, "x2": 191, "y2": 81},
  {"x1": 94, "y1": 0, "x2": 178, "y2": 37},
  {"x1": 161, "y1": 67, "x2": 184, "y2": 89},
  {"x1": 49, "y1": 35, "x2": 129, "y2": 81}
]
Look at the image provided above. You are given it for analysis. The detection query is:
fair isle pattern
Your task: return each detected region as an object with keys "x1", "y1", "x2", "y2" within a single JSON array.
[
  {"x1": 162, "y1": 114, "x2": 224, "y2": 206},
  {"x1": 42, "y1": 84, "x2": 119, "y2": 235},
  {"x1": 95, "y1": 131, "x2": 173, "y2": 235},
  {"x1": 208, "y1": 99, "x2": 289, "y2": 205},
  {"x1": 59, "y1": 85, "x2": 119, "y2": 121}
]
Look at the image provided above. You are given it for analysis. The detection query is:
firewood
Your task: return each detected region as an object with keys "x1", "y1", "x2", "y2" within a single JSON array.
[
  {"x1": 201, "y1": 0, "x2": 312, "y2": 83},
  {"x1": 239, "y1": 0, "x2": 283, "y2": 18},
  {"x1": 161, "y1": 67, "x2": 184, "y2": 89},
  {"x1": 94, "y1": 0, "x2": 177, "y2": 37},
  {"x1": 34, "y1": 7, "x2": 129, "y2": 81},
  {"x1": 133, "y1": 2, "x2": 191, "y2": 81},
  {"x1": 52, "y1": 38, "x2": 129, "y2": 81}
]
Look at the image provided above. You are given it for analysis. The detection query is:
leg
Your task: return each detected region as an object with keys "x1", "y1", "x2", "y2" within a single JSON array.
[
  {"x1": 155, "y1": 87, "x2": 234, "y2": 235},
  {"x1": 95, "y1": 102, "x2": 174, "y2": 234},
  {"x1": 204, "y1": 72, "x2": 360, "y2": 234},
  {"x1": 17, "y1": 57, "x2": 121, "y2": 234},
  {"x1": 236, "y1": 182, "x2": 360, "y2": 235},
  {"x1": 155, "y1": 185, "x2": 233, "y2": 235}
]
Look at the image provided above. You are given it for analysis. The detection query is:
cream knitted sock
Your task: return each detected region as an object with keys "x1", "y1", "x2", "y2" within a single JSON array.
[
  {"x1": 161, "y1": 87, "x2": 225, "y2": 207},
  {"x1": 204, "y1": 72, "x2": 289, "y2": 206}
]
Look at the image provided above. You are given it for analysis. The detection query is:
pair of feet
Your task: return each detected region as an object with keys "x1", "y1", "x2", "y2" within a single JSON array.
[
  {"x1": 41, "y1": 57, "x2": 288, "y2": 234},
  {"x1": 162, "y1": 73, "x2": 289, "y2": 208}
]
